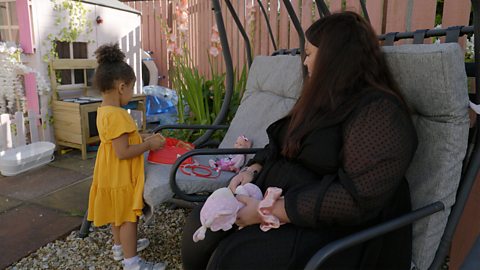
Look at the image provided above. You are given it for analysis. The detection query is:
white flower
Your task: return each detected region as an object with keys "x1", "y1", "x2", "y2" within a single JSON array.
[
  {"x1": 0, "y1": 42, "x2": 50, "y2": 114},
  {"x1": 178, "y1": 23, "x2": 189, "y2": 33},
  {"x1": 466, "y1": 34, "x2": 475, "y2": 60}
]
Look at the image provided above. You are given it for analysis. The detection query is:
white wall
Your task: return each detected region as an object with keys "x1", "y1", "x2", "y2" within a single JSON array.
[
  {"x1": 27, "y1": 0, "x2": 142, "y2": 94},
  {"x1": 94, "y1": 5, "x2": 142, "y2": 94}
]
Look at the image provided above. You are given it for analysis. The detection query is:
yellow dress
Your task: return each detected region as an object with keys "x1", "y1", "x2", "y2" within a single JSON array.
[{"x1": 87, "y1": 106, "x2": 145, "y2": 227}]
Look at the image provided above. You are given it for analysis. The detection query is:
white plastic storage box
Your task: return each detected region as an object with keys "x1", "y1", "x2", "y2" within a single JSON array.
[{"x1": 0, "y1": 142, "x2": 55, "y2": 176}]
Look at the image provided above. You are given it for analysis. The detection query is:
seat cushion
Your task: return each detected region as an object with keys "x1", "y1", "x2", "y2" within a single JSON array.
[{"x1": 383, "y1": 43, "x2": 469, "y2": 269}]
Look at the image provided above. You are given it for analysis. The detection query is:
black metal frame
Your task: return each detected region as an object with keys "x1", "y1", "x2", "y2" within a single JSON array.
[{"x1": 207, "y1": 0, "x2": 480, "y2": 269}]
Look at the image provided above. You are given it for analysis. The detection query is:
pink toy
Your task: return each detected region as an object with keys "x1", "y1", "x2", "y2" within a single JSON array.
[
  {"x1": 193, "y1": 183, "x2": 263, "y2": 242},
  {"x1": 209, "y1": 135, "x2": 252, "y2": 173},
  {"x1": 193, "y1": 184, "x2": 284, "y2": 242}
]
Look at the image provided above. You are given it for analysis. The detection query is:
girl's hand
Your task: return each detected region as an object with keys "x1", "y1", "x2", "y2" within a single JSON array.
[
  {"x1": 147, "y1": 134, "x2": 166, "y2": 151},
  {"x1": 140, "y1": 132, "x2": 151, "y2": 140},
  {"x1": 144, "y1": 133, "x2": 165, "y2": 141},
  {"x1": 228, "y1": 172, "x2": 254, "y2": 192},
  {"x1": 235, "y1": 195, "x2": 261, "y2": 227}
]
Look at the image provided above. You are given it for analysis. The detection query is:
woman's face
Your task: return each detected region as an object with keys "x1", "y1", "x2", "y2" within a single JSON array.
[{"x1": 303, "y1": 42, "x2": 318, "y2": 77}]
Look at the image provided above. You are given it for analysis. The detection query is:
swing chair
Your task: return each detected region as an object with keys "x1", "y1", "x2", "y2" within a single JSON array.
[
  {"x1": 141, "y1": 0, "x2": 304, "y2": 215},
  {"x1": 164, "y1": 1, "x2": 480, "y2": 269},
  {"x1": 80, "y1": 0, "x2": 480, "y2": 268}
]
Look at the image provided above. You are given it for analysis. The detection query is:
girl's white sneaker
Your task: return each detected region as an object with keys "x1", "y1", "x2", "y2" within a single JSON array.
[
  {"x1": 112, "y1": 238, "x2": 150, "y2": 261},
  {"x1": 123, "y1": 259, "x2": 166, "y2": 270}
]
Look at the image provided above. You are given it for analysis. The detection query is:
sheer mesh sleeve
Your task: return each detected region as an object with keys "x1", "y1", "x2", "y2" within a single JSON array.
[
  {"x1": 246, "y1": 143, "x2": 272, "y2": 167},
  {"x1": 284, "y1": 97, "x2": 417, "y2": 228}
]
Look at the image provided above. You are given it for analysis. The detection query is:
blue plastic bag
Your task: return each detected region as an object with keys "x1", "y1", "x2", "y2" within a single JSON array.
[{"x1": 143, "y1": 85, "x2": 179, "y2": 123}]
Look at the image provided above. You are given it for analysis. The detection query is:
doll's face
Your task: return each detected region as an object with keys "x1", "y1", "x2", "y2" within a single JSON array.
[{"x1": 234, "y1": 136, "x2": 252, "y2": 148}]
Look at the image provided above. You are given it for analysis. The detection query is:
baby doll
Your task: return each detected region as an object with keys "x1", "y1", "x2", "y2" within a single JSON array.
[
  {"x1": 208, "y1": 135, "x2": 252, "y2": 173},
  {"x1": 193, "y1": 183, "x2": 283, "y2": 242},
  {"x1": 193, "y1": 183, "x2": 263, "y2": 242}
]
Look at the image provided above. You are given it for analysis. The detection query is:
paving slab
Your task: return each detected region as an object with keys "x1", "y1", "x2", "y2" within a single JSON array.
[
  {"x1": 33, "y1": 177, "x2": 92, "y2": 217},
  {"x1": 0, "y1": 195, "x2": 22, "y2": 213},
  {"x1": 0, "y1": 203, "x2": 82, "y2": 269},
  {"x1": 50, "y1": 150, "x2": 96, "y2": 175},
  {"x1": 0, "y1": 165, "x2": 89, "y2": 201}
]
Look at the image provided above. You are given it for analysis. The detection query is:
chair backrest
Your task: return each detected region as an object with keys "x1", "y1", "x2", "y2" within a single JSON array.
[
  {"x1": 219, "y1": 55, "x2": 303, "y2": 149},
  {"x1": 383, "y1": 43, "x2": 470, "y2": 269}
]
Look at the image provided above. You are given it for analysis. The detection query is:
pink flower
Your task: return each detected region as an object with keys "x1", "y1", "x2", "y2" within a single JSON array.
[
  {"x1": 246, "y1": 2, "x2": 256, "y2": 25},
  {"x1": 175, "y1": 47, "x2": 183, "y2": 56},
  {"x1": 180, "y1": 0, "x2": 188, "y2": 9},
  {"x1": 178, "y1": 23, "x2": 189, "y2": 33},
  {"x1": 211, "y1": 31, "x2": 220, "y2": 44},
  {"x1": 209, "y1": 46, "x2": 220, "y2": 57},
  {"x1": 167, "y1": 41, "x2": 176, "y2": 54},
  {"x1": 175, "y1": 0, "x2": 189, "y2": 33},
  {"x1": 210, "y1": 24, "x2": 222, "y2": 57}
]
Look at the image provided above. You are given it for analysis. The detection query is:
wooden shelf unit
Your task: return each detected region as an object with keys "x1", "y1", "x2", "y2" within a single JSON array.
[{"x1": 49, "y1": 59, "x2": 146, "y2": 160}]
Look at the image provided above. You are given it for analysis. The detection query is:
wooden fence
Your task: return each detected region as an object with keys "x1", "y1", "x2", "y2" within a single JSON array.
[{"x1": 122, "y1": 0, "x2": 472, "y2": 86}]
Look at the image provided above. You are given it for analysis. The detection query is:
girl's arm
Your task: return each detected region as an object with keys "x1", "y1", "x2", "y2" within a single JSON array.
[
  {"x1": 140, "y1": 132, "x2": 151, "y2": 140},
  {"x1": 112, "y1": 133, "x2": 152, "y2": 160}
]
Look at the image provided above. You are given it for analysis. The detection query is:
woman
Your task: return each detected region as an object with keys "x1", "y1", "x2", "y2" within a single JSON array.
[{"x1": 181, "y1": 11, "x2": 417, "y2": 270}]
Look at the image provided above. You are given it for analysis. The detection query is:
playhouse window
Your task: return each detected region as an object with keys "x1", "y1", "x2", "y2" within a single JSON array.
[
  {"x1": 55, "y1": 41, "x2": 94, "y2": 87},
  {"x1": 0, "y1": 0, "x2": 19, "y2": 44}
]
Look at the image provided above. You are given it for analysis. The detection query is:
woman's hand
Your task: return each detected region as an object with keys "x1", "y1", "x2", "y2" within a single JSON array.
[
  {"x1": 228, "y1": 172, "x2": 254, "y2": 192},
  {"x1": 235, "y1": 195, "x2": 262, "y2": 227}
]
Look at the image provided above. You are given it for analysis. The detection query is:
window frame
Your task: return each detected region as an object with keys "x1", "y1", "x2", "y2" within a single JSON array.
[
  {"x1": 55, "y1": 41, "x2": 93, "y2": 88},
  {"x1": 0, "y1": 0, "x2": 19, "y2": 43}
]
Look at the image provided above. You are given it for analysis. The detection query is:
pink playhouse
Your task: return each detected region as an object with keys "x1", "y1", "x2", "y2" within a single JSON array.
[{"x1": 0, "y1": 0, "x2": 144, "y2": 169}]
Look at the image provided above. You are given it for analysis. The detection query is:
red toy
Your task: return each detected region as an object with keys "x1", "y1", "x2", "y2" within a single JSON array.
[{"x1": 147, "y1": 137, "x2": 194, "y2": 165}]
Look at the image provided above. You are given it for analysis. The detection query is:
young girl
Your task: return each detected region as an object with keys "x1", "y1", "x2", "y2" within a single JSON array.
[{"x1": 87, "y1": 43, "x2": 166, "y2": 270}]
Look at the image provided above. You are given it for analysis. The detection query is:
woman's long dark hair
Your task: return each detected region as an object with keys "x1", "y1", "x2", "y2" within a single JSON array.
[{"x1": 282, "y1": 11, "x2": 406, "y2": 158}]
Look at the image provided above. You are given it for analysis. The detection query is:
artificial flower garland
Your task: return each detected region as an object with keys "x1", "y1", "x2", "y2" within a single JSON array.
[{"x1": 0, "y1": 42, "x2": 50, "y2": 114}]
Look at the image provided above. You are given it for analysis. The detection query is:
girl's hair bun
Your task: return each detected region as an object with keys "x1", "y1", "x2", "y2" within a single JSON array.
[{"x1": 95, "y1": 43, "x2": 125, "y2": 64}]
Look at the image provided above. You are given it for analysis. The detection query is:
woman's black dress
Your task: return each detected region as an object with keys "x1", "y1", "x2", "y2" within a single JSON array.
[{"x1": 181, "y1": 90, "x2": 418, "y2": 270}]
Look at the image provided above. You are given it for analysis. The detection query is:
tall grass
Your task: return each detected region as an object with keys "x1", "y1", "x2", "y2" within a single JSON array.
[{"x1": 169, "y1": 55, "x2": 248, "y2": 142}]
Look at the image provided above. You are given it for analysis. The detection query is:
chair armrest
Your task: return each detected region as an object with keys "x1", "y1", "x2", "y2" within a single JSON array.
[
  {"x1": 150, "y1": 124, "x2": 229, "y2": 134},
  {"x1": 169, "y1": 148, "x2": 263, "y2": 202},
  {"x1": 304, "y1": 202, "x2": 445, "y2": 270},
  {"x1": 461, "y1": 235, "x2": 480, "y2": 270}
]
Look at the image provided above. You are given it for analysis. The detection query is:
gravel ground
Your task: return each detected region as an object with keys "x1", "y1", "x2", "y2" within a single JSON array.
[
  {"x1": 5, "y1": 203, "x2": 451, "y2": 270},
  {"x1": 7, "y1": 205, "x2": 191, "y2": 270}
]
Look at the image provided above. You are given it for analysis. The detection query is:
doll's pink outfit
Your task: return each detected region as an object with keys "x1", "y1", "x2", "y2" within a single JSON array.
[
  {"x1": 193, "y1": 183, "x2": 283, "y2": 242},
  {"x1": 209, "y1": 135, "x2": 252, "y2": 173},
  {"x1": 209, "y1": 155, "x2": 245, "y2": 172}
]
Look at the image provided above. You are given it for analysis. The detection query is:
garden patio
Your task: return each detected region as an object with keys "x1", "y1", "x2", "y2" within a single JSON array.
[{"x1": 1, "y1": 0, "x2": 479, "y2": 269}]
